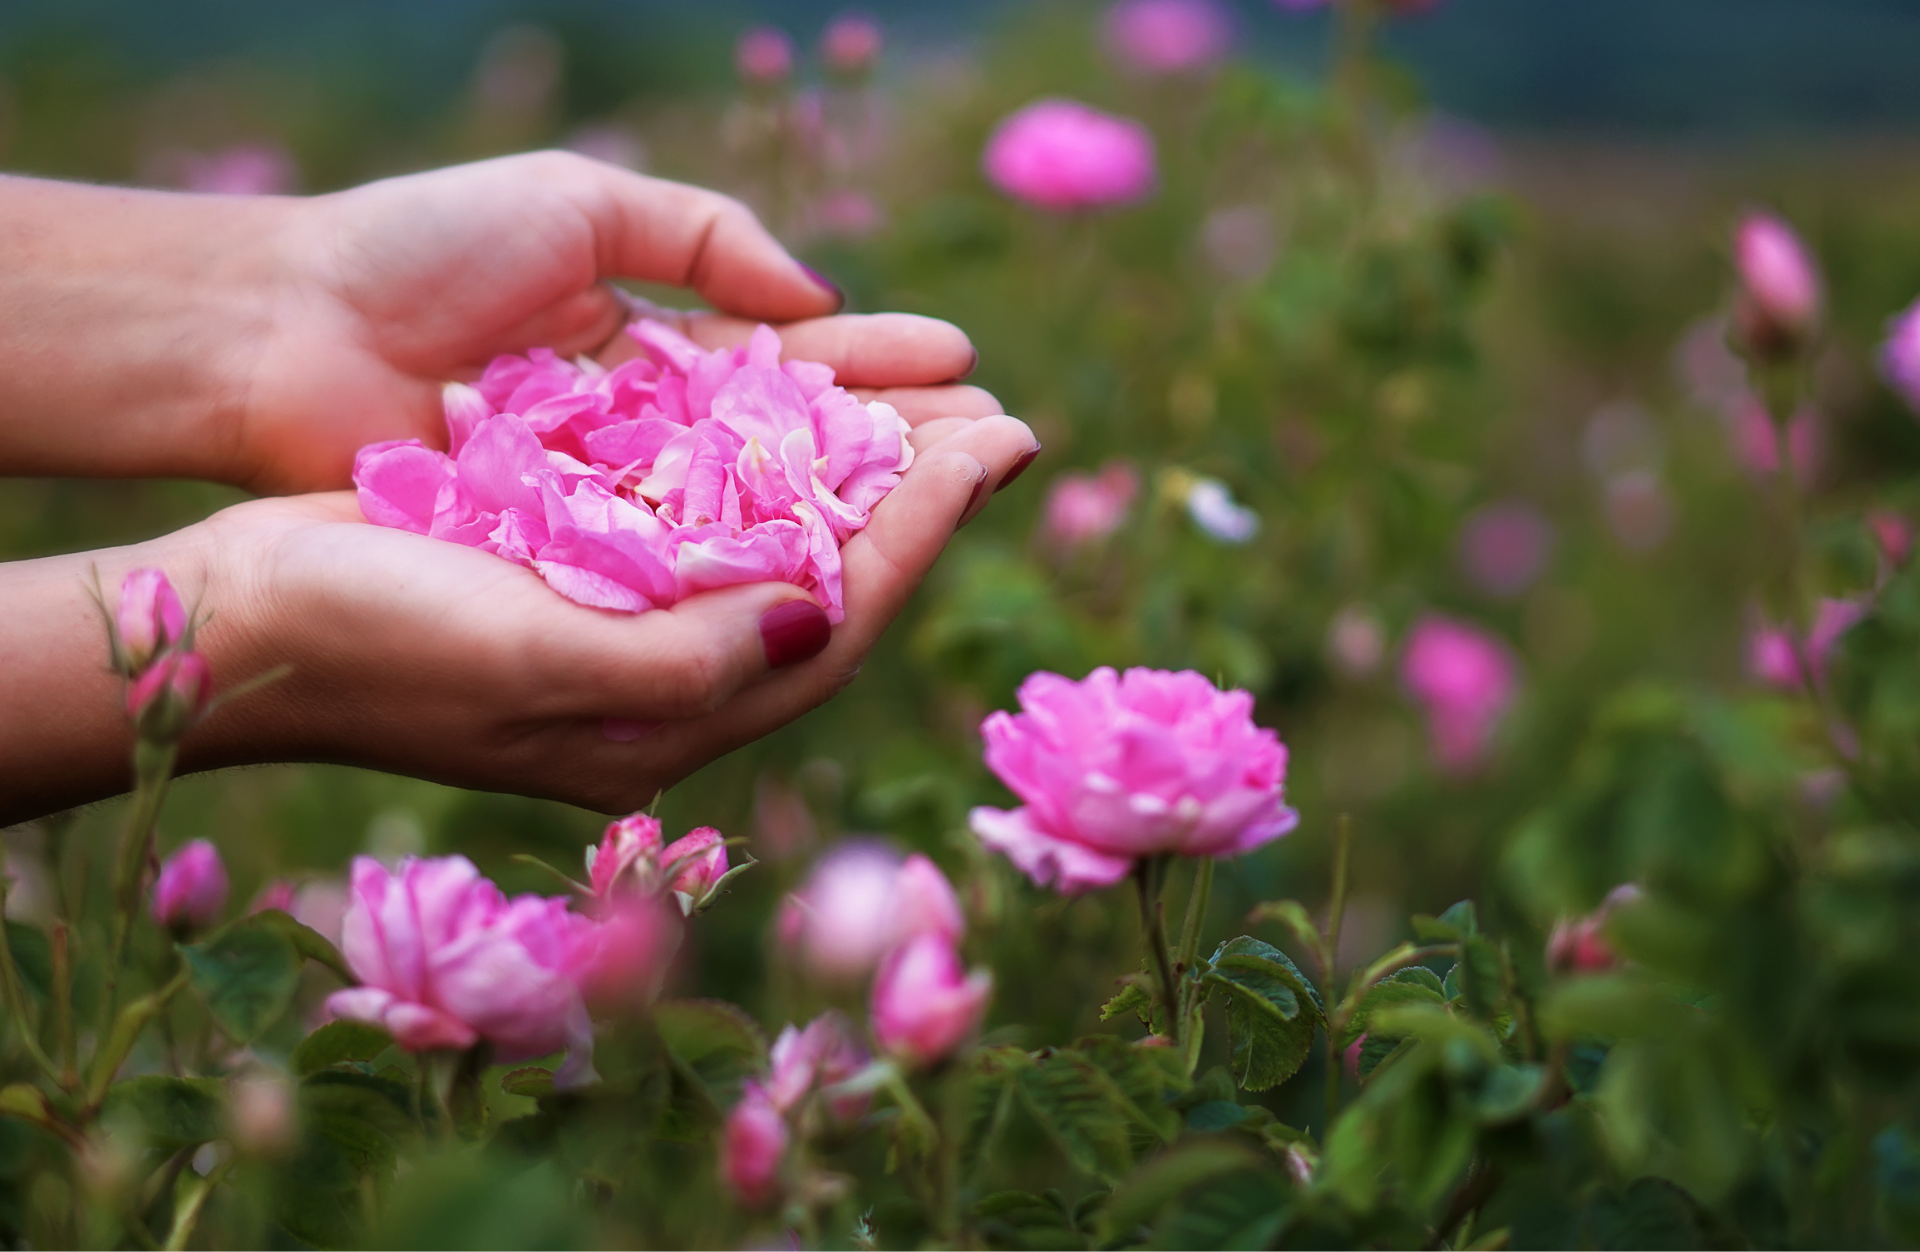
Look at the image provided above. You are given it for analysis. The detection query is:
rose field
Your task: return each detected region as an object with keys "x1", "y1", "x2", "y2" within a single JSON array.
[{"x1": 10, "y1": 1, "x2": 1920, "y2": 1248}]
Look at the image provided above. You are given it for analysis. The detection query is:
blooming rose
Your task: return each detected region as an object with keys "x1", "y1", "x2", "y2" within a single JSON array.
[
  {"x1": 151, "y1": 840, "x2": 229, "y2": 931},
  {"x1": 325, "y1": 856, "x2": 596, "y2": 1081},
  {"x1": 1400, "y1": 615, "x2": 1517, "y2": 774},
  {"x1": 871, "y1": 933, "x2": 992, "y2": 1068},
  {"x1": 777, "y1": 844, "x2": 965, "y2": 980},
  {"x1": 983, "y1": 100, "x2": 1155, "y2": 213},
  {"x1": 353, "y1": 320, "x2": 915, "y2": 622},
  {"x1": 1882, "y1": 298, "x2": 1920, "y2": 416},
  {"x1": 116, "y1": 567, "x2": 188, "y2": 674},
  {"x1": 1102, "y1": 0, "x2": 1232, "y2": 76},
  {"x1": 969, "y1": 668, "x2": 1298, "y2": 893}
]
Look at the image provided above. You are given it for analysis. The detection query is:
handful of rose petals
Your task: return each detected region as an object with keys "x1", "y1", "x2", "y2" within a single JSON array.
[{"x1": 353, "y1": 319, "x2": 915, "y2": 621}]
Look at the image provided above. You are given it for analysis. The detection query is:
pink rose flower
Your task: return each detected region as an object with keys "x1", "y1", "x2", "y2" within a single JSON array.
[
  {"x1": 151, "y1": 840, "x2": 229, "y2": 931},
  {"x1": 722, "y1": 1083, "x2": 789, "y2": 1207},
  {"x1": 1747, "y1": 597, "x2": 1869, "y2": 692},
  {"x1": 1733, "y1": 211, "x2": 1821, "y2": 354},
  {"x1": 871, "y1": 932, "x2": 992, "y2": 1068},
  {"x1": 126, "y1": 650, "x2": 212, "y2": 743},
  {"x1": 968, "y1": 667, "x2": 1298, "y2": 893},
  {"x1": 573, "y1": 897, "x2": 679, "y2": 1014},
  {"x1": 735, "y1": 27, "x2": 794, "y2": 84},
  {"x1": 1040, "y1": 461, "x2": 1138, "y2": 552},
  {"x1": 116, "y1": 567, "x2": 188, "y2": 674},
  {"x1": 325, "y1": 856, "x2": 597, "y2": 1079},
  {"x1": 1400, "y1": 616, "x2": 1518, "y2": 774},
  {"x1": 779, "y1": 845, "x2": 965, "y2": 981},
  {"x1": 766, "y1": 1011, "x2": 871, "y2": 1123},
  {"x1": 1869, "y1": 509, "x2": 1914, "y2": 568},
  {"x1": 248, "y1": 880, "x2": 299, "y2": 915},
  {"x1": 1102, "y1": 0, "x2": 1232, "y2": 76},
  {"x1": 1881, "y1": 298, "x2": 1920, "y2": 415},
  {"x1": 1546, "y1": 883, "x2": 1643, "y2": 976},
  {"x1": 662, "y1": 827, "x2": 729, "y2": 911},
  {"x1": 587, "y1": 814, "x2": 733, "y2": 914},
  {"x1": 1457, "y1": 501, "x2": 1553, "y2": 598},
  {"x1": 353, "y1": 321, "x2": 913, "y2": 623},
  {"x1": 821, "y1": 13, "x2": 882, "y2": 77},
  {"x1": 982, "y1": 100, "x2": 1156, "y2": 213}
]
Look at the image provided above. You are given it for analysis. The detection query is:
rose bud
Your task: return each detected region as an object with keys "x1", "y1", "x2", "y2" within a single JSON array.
[
  {"x1": 661, "y1": 827, "x2": 729, "y2": 914},
  {"x1": 982, "y1": 99, "x2": 1156, "y2": 213},
  {"x1": 1869, "y1": 510, "x2": 1915, "y2": 569},
  {"x1": 126, "y1": 650, "x2": 212, "y2": 743},
  {"x1": 587, "y1": 813, "x2": 665, "y2": 899},
  {"x1": 870, "y1": 932, "x2": 992, "y2": 1069},
  {"x1": 722, "y1": 1084, "x2": 789, "y2": 1208},
  {"x1": 1546, "y1": 883, "x2": 1643, "y2": 975},
  {"x1": 821, "y1": 13, "x2": 882, "y2": 78},
  {"x1": 767, "y1": 1011, "x2": 872, "y2": 1124},
  {"x1": 151, "y1": 840, "x2": 230, "y2": 933},
  {"x1": 228, "y1": 1068, "x2": 297, "y2": 1156},
  {"x1": 115, "y1": 568, "x2": 188, "y2": 675},
  {"x1": 735, "y1": 26, "x2": 794, "y2": 85},
  {"x1": 1881, "y1": 298, "x2": 1920, "y2": 416},
  {"x1": 1733, "y1": 212, "x2": 1822, "y2": 359}
]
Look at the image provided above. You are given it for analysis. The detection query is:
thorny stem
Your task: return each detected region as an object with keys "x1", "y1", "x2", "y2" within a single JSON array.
[
  {"x1": 1134, "y1": 858, "x2": 1180, "y2": 1046},
  {"x1": 1324, "y1": 816, "x2": 1353, "y2": 1129}
]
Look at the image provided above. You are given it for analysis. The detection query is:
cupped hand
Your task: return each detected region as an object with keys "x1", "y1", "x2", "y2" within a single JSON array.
[
  {"x1": 239, "y1": 151, "x2": 979, "y2": 494},
  {"x1": 185, "y1": 407, "x2": 1037, "y2": 810}
]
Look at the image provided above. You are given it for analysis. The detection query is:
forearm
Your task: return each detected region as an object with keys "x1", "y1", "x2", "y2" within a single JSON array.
[{"x1": 0, "y1": 176, "x2": 286, "y2": 483}]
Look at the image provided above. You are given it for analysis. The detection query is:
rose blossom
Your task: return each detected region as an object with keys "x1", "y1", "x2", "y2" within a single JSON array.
[
  {"x1": 325, "y1": 856, "x2": 596, "y2": 1080},
  {"x1": 1881, "y1": 298, "x2": 1920, "y2": 415},
  {"x1": 151, "y1": 840, "x2": 229, "y2": 931},
  {"x1": 1400, "y1": 615, "x2": 1517, "y2": 774},
  {"x1": 116, "y1": 567, "x2": 188, "y2": 674},
  {"x1": 1546, "y1": 884, "x2": 1643, "y2": 976},
  {"x1": 821, "y1": 14, "x2": 882, "y2": 77},
  {"x1": 871, "y1": 932, "x2": 992, "y2": 1068},
  {"x1": 1040, "y1": 461, "x2": 1138, "y2": 551},
  {"x1": 1733, "y1": 211, "x2": 1821, "y2": 355},
  {"x1": 722, "y1": 1083, "x2": 789, "y2": 1206},
  {"x1": 587, "y1": 814, "x2": 733, "y2": 914},
  {"x1": 778, "y1": 844, "x2": 965, "y2": 980},
  {"x1": 354, "y1": 320, "x2": 913, "y2": 623},
  {"x1": 1102, "y1": 0, "x2": 1232, "y2": 77},
  {"x1": 573, "y1": 897, "x2": 678, "y2": 1014},
  {"x1": 1748, "y1": 597, "x2": 1869, "y2": 692},
  {"x1": 126, "y1": 650, "x2": 212, "y2": 743},
  {"x1": 766, "y1": 1011, "x2": 871, "y2": 1123},
  {"x1": 968, "y1": 667, "x2": 1298, "y2": 893},
  {"x1": 735, "y1": 27, "x2": 793, "y2": 84},
  {"x1": 983, "y1": 100, "x2": 1155, "y2": 213}
]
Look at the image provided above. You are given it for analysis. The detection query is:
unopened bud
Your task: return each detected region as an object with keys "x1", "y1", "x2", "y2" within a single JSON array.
[
  {"x1": 661, "y1": 827, "x2": 728, "y2": 913},
  {"x1": 821, "y1": 14, "x2": 882, "y2": 78},
  {"x1": 115, "y1": 567, "x2": 187, "y2": 675},
  {"x1": 229, "y1": 1069, "x2": 297, "y2": 1155},
  {"x1": 1733, "y1": 212, "x2": 1821, "y2": 359},
  {"x1": 722, "y1": 1084, "x2": 789, "y2": 1208},
  {"x1": 126, "y1": 650, "x2": 211, "y2": 743},
  {"x1": 151, "y1": 839, "x2": 229, "y2": 933},
  {"x1": 1546, "y1": 883, "x2": 1642, "y2": 976}
]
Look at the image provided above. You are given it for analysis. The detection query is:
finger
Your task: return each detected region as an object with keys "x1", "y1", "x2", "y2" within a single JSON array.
[
  {"x1": 498, "y1": 285, "x2": 626, "y2": 359},
  {"x1": 682, "y1": 313, "x2": 976, "y2": 387},
  {"x1": 853, "y1": 385, "x2": 1005, "y2": 426},
  {"x1": 565, "y1": 158, "x2": 841, "y2": 321},
  {"x1": 906, "y1": 417, "x2": 977, "y2": 454},
  {"x1": 529, "y1": 580, "x2": 832, "y2": 723}
]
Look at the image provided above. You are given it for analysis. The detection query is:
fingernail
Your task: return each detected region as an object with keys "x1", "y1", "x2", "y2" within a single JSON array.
[
  {"x1": 760, "y1": 599, "x2": 832, "y2": 668},
  {"x1": 949, "y1": 348, "x2": 979, "y2": 383},
  {"x1": 799, "y1": 263, "x2": 845, "y2": 312},
  {"x1": 996, "y1": 444, "x2": 1042, "y2": 493},
  {"x1": 959, "y1": 467, "x2": 992, "y2": 527}
]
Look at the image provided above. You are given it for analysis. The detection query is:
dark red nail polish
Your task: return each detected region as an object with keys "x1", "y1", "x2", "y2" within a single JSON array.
[
  {"x1": 760, "y1": 600, "x2": 831, "y2": 668},
  {"x1": 960, "y1": 470, "x2": 991, "y2": 525},
  {"x1": 996, "y1": 444, "x2": 1042, "y2": 492},
  {"x1": 799, "y1": 263, "x2": 845, "y2": 312}
]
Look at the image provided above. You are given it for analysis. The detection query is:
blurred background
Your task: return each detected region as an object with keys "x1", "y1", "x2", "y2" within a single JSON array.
[{"x1": 8, "y1": 0, "x2": 1920, "y2": 1183}]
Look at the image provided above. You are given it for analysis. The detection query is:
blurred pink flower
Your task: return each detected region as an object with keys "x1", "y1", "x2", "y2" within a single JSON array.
[
  {"x1": 766, "y1": 1011, "x2": 871, "y2": 1123},
  {"x1": 871, "y1": 932, "x2": 992, "y2": 1068},
  {"x1": 1869, "y1": 510, "x2": 1914, "y2": 568},
  {"x1": 126, "y1": 650, "x2": 212, "y2": 743},
  {"x1": 1748, "y1": 597, "x2": 1869, "y2": 692},
  {"x1": 722, "y1": 1083, "x2": 788, "y2": 1207},
  {"x1": 1546, "y1": 883, "x2": 1642, "y2": 975},
  {"x1": 116, "y1": 567, "x2": 188, "y2": 675},
  {"x1": 326, "y1": 856, "x2": 596, "y2": 1076},
  {"x1": 1401, "y1": 615, "x2": 1517, "y2": 774},
  {"x1": 780, "y1": 845, "x2": 965, "y2": 981},
  {"x1": 821, "y1": 13, "x2": 883, "y2": 76},
  {"x1": 573, "y1": 897, "x2": 678, "y2": 1014},
  {"x1": 811, "y1": 189, "x2": 885, "y2": 239},
  {"x1": 151, "y1": 840, "x2": 229, "y2": 932},
  {"x1": 1041, "y1": 461, "x2": 1138, "y2": 551},
  {"x1": 1327, "y1": 605, "x2": 1387, "y2": 678},
  {"x1": 1725, "y1": 395, "x2": 1820, "y2": 486},
  {"x1": 983, "y1": 100, "x2": 1156, "y2": 213},
  {"x1": 1747, "y1": 622, "x2": 1801, "y2": 689},
  {"x1": 969, "y1": 667, "x2": 1298, "y2": 893},
  {"x1": 1881, "y1": 298, "x2": 1920, "y2": 415},
  {"x1": 735, "y1": 27, "x2": 794, "y2": 84},
  {"x1": 1674, "y1": 316, "x2": 1746, "y2": 411},
  {"x1": 1734, "y1": 211, "x2": 1821, "y2": 353},
  {"x1": 355, "y1": 320, "x2": 912, "y2": 622},
  {"x1": 1603, "y1": 470, "x2": 1673, "y2": 552},
  {"x1": 228, "y1": 1068, "x2": 296, "y2": 1155},
  {"x1": 1102, "y1": 0, "x2": 1232, "y2": 76},
  {"x1": 1458, "y1": 501, "x2": 1553, "y2": 598},
  {"x1": 182, "y1": 143, "x2": 296, "y2": 196}
]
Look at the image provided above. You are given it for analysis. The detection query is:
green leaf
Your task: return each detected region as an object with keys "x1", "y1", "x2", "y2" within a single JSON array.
[
  {"x1": 180, "y1": 918, "x2": 301, "y2": 1043},
  {"x1": 652, "y1": 999, "x2": 767, "y2": 1071},
  {"x1": 103, "y1": 1075, "x2": 224, "y2": 1149},
  {"x1": 1203, "y1": 936, "x2": 1326, "y2": 1091},
  {"x1": 1099, "y1": 978, "x2": 1154, "y2": 1027},
  {"x1": 1412, "y1": 899, "x2": 1479, "y2": 941},
  {"x1": 1097, "y1": 1139, "x2": 1267, "y2": 1246},
  {"x1": 3, "y1": 922, "x2": 50, "y2": 1000},
  {"x1": 962, "y1": 1046, "x2": 1030, "y2": 1183},
  {"x1": 1472, "y1": 1064, "x2": 1546, "y2": 1124},
  {"x1": 1015, "y1": 1049, "x2": 1138, "y2": 1182},
  {"x1": 1071, "y1": 1035, "x2": 1189, "y2": 1144},
  {"x1": 1340, "y1": 967, "x2": 1448, "y2": 1050},
  {"x1": 249, "y1": 908, "x2": 353, "y2": 983},
  {"x1": 1147, "y1": 1166, "x2": 1294, "y2": 1251},
  {"x1": 501, "y1": 1067, "x2": 555, "y2": 1099},
  {"x1": 291, "y1": 1019, "x2": 392, "y2": 1077}
]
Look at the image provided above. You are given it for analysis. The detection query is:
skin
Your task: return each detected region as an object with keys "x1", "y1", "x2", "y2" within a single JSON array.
[{"x1": 0, "y1": 152, "x2": 1038, "y2": 823}]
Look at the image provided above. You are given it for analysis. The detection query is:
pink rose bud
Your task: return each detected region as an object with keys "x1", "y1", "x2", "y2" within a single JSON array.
[
  {"x1": 782, "y1": 845, "x2": 965, "y2": 981},
  {"x1": 1725, "y1": 395, "x2": 1820, "y2": 487},
  {"x1": 1546, "y1": 884, "x2": 1643, "y2": 975},
  {"x1": 735, "y1": 26, "x2": 794, "y2": 84},
  {"x1": 1734, "y1": 212, "x2": 1821, "y2": 357},
  {"x1": 1882, "y1": 298, "x2": 1920, "y2": 415},
  {"x1": 871, "y1": 932, "x2": 992, "y2": 1069},
  {"x1": 151, "y1": 839, "x2": 229, "y2": 931},
  {"x1": 821, "y1": 13, "x2": 882, "y2": 77},
  {"x1": 1344, "y1": 1034, "x2": 1365, "y2": 1080},
  {"x1": 767, "y1": 1011, "x2": 872, "y2": 1123},
  {"x1": 116, "y1": 567, "x2": 188, "y2": 674},
  {"x1": 969, "y1": 668, "x2": 1297, "y2": 893},
  {"x1": 1870, "y1": 510, "x2": 1915, "y2": 568},
  {"x1": 325, "y1": 856, "x2": 597, "y2": 1079},
  {"x1": 1749, "y1": 597, "x2": 1869, "y2": 691},
  {"x1": 983, "y1": 99, "x2": 1156, "y2": 213},
  {"x1": 1102, "y1": 0, "x2": 1232, "y2": 76},
  {"x1": 574, "y1": 898, "x2": 678, "y2": 1015},
  {"x1": 1747, "y1": 621, "x2": 1803, "y2": 690},
  {"x1": 228, "y1": 1069, "x2": 297, "y2": 1155},
  {"x1": 1458, "y1": 501, "x2": 1554, "y2": 598},
  {"x1": 126, "y1": 650, "x2": 212, "y2": 743},
  {"x1": 722, "y1": 1084, "x2": 789, "y2": 1208},
  {"x1": 661, "y1": 827, "x2": 729, "y2": 913},
  {"x1": 248, "y1": 880, "x2": 300, "y2": 915},
  {"x1": 1400, "y1": 616, "x2": 1518, "y2": 775},
  {"x1": 1041, "y1": 461, "x2": 1138, "y2": 552},
  {"x1": 588, "y1": 813, "x2": 665, "y2": 897}
]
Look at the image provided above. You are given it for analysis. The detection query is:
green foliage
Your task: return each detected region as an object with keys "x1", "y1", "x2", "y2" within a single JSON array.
[
  {"x1": 179, "y1": 917, "x2": 302, "y2": 1043},
  {"x1": 1202, "y1": 936, "x2": 1326, "y2": 1091}
]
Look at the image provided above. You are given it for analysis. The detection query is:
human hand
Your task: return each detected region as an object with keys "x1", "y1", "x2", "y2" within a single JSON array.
[{"x1": 238, "y1": 151, "x2": 981, "y2": 493}]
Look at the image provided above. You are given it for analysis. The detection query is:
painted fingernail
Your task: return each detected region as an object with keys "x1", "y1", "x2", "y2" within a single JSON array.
[
  {"x1": 949, "y1": 348, "x2": 979, "y2": 383},
  {"x1": 996, "y1": 444, "x2": 1042, "y2": 493},
  {"x1": 799, "y1": 263, "x2": 845, "y2": 311},
  {"x1": 959, "y1": 467, "x2": 992, "y2": 527},
  {"x1": 760, "y1": 599, "x2": 832, "y2": 668}
]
